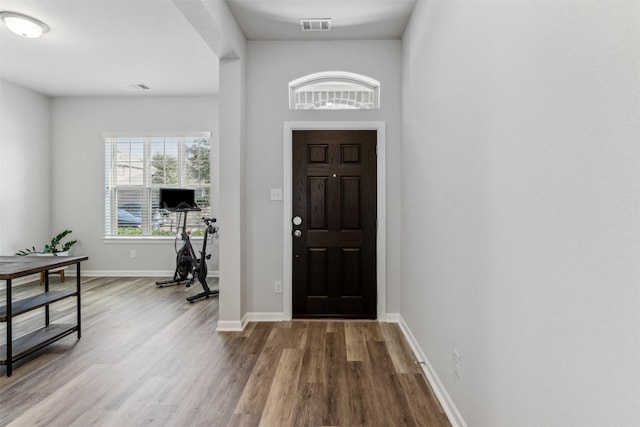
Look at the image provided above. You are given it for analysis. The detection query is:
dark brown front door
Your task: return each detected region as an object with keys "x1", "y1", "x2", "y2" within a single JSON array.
[{"x1": 292, "y1": 130, "x2": 377, "y2": 318}]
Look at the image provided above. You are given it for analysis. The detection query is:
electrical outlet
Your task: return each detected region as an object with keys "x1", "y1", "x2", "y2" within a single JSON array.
[
  {"x1": 270, "y1": 188, "x2": 283, "y2": 201},
  {"x1": 274, "y1": 280, "x2": 283, "y2": 294},
  {"x1": 453, "y1": 349, "x2": 462, "y2": 379},
  {"x1": 130, "y1": 249, "x2": 136, "y2": 258}
]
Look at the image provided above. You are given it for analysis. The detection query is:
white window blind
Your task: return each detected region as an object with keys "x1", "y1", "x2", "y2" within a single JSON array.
[{"x1": 104, "y1": 135, "x2": 211, "y2": 237}]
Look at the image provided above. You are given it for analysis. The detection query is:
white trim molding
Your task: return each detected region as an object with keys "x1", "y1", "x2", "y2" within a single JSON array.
[
  {"x1": 395, "y1": 315, "x2": 468, "y2": 427},
  {"x1": 66, "y1": 270, "x2": 220, "y2": 278},
  {"x1": 245, "y1": 312, "x2": 287, "y2": 322},
  {"x1": 383, "y1": 313, "x2": 401, "y2": 323},
  {"x1": 215, "y1": 320, "x2": 244, "y2": 332},
  {"x1": 283, "y1": 121, "x2": 387, "y2": 321}
]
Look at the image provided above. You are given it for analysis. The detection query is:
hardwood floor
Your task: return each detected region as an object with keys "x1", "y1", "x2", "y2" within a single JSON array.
[{"x1": 0, "y1": 277, "x2": 450, "y2": 426}]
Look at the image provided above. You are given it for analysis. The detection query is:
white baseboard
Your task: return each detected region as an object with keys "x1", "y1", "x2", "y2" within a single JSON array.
[
  {"x1": 66, "y1": 270, "x2": 220, "y2": 278},
  {"x1": 244, "y1": 312, "x2": 287, "y2": 322},
  {"x1": 215, "y1": 320, "x2": 244, "y2": 332},
  {"x1": 384, "y1": 312, "x2": 400, "y2": 323},
  {"x1": 0, "y1": 271, "x2": 219, "y2": 289},
  {"x1": 1, "y1": 268, "x2": 221, "y2": 284},
  {"x1": 211, "y1": 311, "x2": 251, "y2": 332},
  {"x1": 241, "y1": 313, "x2": 249, "y2": 330},
  {"x1": 395, "y1": 315, "x2": 467, "y2": 427}
]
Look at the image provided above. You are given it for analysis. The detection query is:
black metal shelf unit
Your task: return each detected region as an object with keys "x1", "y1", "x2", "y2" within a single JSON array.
[{"x1": 0, "y1": 256, "x2": 87, "y2": 376}]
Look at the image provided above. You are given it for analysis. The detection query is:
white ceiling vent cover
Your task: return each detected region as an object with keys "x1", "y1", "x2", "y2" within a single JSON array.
[
  {"x1": 300, "y1": 18, "x2": 331, "y2": 32},
  {"x1": 120, "y1": 83, "x2": 151, "y2": 91}
]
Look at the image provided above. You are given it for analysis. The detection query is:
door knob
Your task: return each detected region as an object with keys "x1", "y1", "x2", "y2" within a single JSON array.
[{"x1": 293, "y1": 230, "x2": 302, "y2": 238}]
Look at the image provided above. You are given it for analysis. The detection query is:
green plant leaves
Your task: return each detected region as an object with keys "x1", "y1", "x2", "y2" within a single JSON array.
[{"x1": 15, "y1": 230, "x2": 77, "y2": 255}]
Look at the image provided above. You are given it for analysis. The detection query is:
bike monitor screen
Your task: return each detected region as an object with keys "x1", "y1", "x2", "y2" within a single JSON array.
[{"x1": 159, "y1": 188, "x2": 196, "y2": 210}]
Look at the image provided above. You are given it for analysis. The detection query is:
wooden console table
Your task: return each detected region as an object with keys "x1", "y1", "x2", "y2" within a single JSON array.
[{"x1": 0, "y1": 255, "x2": 88, "y2": 376}]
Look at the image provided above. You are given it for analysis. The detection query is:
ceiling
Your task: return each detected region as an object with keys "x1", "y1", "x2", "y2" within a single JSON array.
[
  {"x1": 226, "y1": 0, "x2": 416, "y2": 41},
  {"x1": 0, "y1": 0, "x2": 416, "y2": 97}
]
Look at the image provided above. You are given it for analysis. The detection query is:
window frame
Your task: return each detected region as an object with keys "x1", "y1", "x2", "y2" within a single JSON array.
[
  {"x1": 289, "y1": 71, "x2": 381, "y2": 110},
  {"x1": 104, "y1": 132, "x2": 212, "y2": 239}
]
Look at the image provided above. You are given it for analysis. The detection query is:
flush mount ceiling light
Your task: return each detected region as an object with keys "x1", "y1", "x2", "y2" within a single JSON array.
[{"x1": 0, "y1": 11, "x2": 49, "y2": 38}]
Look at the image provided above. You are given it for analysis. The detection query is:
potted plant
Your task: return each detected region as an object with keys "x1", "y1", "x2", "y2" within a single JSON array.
[
  {"x1": 16, "y1": 230, "x2": 78, "y2": 284},
  {"x1": 16, "y1": 229, "x2": 77, "y2": 256}
]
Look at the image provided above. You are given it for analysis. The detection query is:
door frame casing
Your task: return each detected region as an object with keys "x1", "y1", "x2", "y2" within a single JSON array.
[{"x1": 283, "y1": 121, "x2": 386, "y2": 320}]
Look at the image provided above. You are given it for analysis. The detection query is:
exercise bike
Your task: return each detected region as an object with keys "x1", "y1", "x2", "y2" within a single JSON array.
[{"x1": 156, "y1": 204, "x2": 219, "y2": 303}]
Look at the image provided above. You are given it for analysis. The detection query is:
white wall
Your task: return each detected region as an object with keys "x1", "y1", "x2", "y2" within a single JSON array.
[
  {"x1": 0, "y1": 79, "x2": 51, "y2": 256},
  {"x1": 217, "y1": 57, "x2": 247, "y2": 327},
  {"x1": 51, "y1": 96, "x2": 218, "y2": 274},
  {"x1": 244, "y1": 40, "x2": 402, "y2": 315},
  {"x1": 176, "y1": 0, "x2": 247, "y2": 329},
  {"x1": 402, "y1": 2, "x2": 640, "y2": 426}
]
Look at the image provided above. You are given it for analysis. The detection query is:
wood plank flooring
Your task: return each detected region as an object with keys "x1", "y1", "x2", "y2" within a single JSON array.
[{"x1": 0, "y1": 277, "x2": 450, "y2": 426}]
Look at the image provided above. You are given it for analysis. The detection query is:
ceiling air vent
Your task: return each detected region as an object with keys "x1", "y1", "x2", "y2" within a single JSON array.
[
  {"x1": 120, "y1": 83, "x2": 151, "y2": 91},
  {"x1": 300, "y1": 18, "x2": 331, "y2": 32}
]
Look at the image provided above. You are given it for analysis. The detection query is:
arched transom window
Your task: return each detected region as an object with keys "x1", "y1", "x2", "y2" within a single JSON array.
[{"x1": 289, "y1": 71, "x2": 380, "y2": 110}]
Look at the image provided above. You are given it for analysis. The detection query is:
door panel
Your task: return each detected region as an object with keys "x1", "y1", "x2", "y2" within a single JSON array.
[
  {"x1": 341, "y1": 177, "x2": 360, "y2": 229},
  {"x1": 308, "y1": 177, "x2": 328, "y2": 229},
  {"x1": 292, "y1": 130, "x2": 377, "y2": 318},
  {"x1": 308, "y1": 248, "x2": 328, "y2": 296},
  {"x1": 341, "y1": 248, "x2": 361, "y2": 296}
]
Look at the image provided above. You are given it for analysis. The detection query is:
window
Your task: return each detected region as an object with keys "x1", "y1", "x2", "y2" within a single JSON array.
[
  {"x1": 289, "y1": 71, "x2": 380, "y2": 110},
  {"x1": 104, "y1": 134, "x2": 211, "y2": 237}
]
